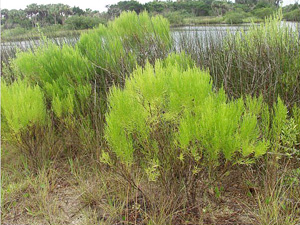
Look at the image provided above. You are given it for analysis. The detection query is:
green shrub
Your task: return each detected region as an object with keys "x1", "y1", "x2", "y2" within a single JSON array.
[
  {"x1": 65, "y1": 15, "x2": 106, "y2": 30},
  {"x1": 1, "y1": 79, "x2": 68, "y2": 170},
  {"x1": 11, "y1": 42, "x2": 93, "y2": 119},
  {"x1": 77, "y1": 11, "x2": 171, "y2": 93},
  {"x1": 253, "y1": 7, "x2": 275, "y2": 19},
  {"x1": 105, "y1": 54, "x2": 268, "y2": 170},
  {"x1": 1, "y1": 26, "x2": 28, "y2": 39},
  {"x1": 164, "y1": 11, "x2": 185, "y2": 25},
  {"x1": 283, "y1": 9, "x2": 300, "y2": 21},
  {"x1": 224, "y1": 12, "x2": 245, "y2": 24},
  {"x1": 1, "y1": 80, "x2": 47, "y2": 134},
  {"x1": 184, "y1": 16, "x2": 224, "y2": 25},
  {"x1": 40, "y1": 24, "x2": 63, "y2": 33}
]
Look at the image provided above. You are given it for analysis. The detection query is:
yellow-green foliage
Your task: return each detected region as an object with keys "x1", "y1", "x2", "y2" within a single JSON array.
[
  {"x1": 105, "y1": 54, "x2": 268, "y2": 166},
  {"x1": 1, "y1": 80, "x2": 47, "y2": 134},
  {"x1": 228, "y1": 12, "x2": 297, "y2": 58},
  {"x1": 11, "y1": 42, "x2": 92, "y2": 118},
  {"x1": 249, "y1": 96, "x2": 298, "y2": 155},
  {"x1": 77, "y1": 11, "x2": 171, "y2": 89}
]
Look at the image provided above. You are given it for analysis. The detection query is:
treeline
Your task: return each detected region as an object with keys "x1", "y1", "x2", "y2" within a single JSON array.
[
  {"x1": 1, "y1": 3, "x2": 107, "y2": 30},
  {"x1": 1, "y1": 0, "x2": 299, "y2": 32},
  {"x1": 106, "y1": 0, "x2": 300, "y2": 24}
]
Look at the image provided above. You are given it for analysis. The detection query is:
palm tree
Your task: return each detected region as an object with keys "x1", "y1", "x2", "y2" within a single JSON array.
[
  {"x1": 25, "y1": 3, "x2": 39, "y2": 27},
  {"x1": 49, "y1": 4, "x2": 60, "y2": 25},
  {"x1": 1, "y1": 9, "x2": 9, "y2": 20},
  {"x1": 1, "y1": 9, "x2": 9, "y2": 27},
  {"x1": 38, "y1": 4, "x2": 49, "y2": 26},
  {"x1": 57, "y1": 3, "x2": 72, "y2": 25}
]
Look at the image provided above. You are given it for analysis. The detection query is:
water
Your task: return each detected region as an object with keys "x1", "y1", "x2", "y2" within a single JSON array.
[
  {"x1": 171, "y1": 22, "x2": 300, "y2": 52},
  {"x1": 1, "y1": 36, "x2": 79, "y2": 65},
  {"x1": 1, "y1": 22, "x2": 299, "y2": 64},
  {"x1": 172, "y1": 24, "x2": 252, "y2": 51}
]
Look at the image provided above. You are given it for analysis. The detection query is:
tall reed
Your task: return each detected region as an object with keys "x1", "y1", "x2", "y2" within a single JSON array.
[{"x1": 177, "y1": 12, "x2": 300, "y2": 108}]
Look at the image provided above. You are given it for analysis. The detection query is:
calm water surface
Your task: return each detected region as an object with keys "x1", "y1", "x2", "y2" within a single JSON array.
[{"x1": 1, "y1": 22, "x2": 299, "y2": 63}]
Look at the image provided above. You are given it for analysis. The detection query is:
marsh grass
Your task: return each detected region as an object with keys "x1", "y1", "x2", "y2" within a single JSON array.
[
  {"x1": 255, "y1": 169, "x2": 300, "y2": 225},
  {"x1": 176, "y1": 12, "x2": 300, "y2": 108}
]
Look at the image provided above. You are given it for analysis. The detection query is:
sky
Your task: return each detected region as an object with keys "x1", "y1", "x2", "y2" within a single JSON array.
[{"x1": 0, "y1": 0, "x2": 297, "y2": 12}]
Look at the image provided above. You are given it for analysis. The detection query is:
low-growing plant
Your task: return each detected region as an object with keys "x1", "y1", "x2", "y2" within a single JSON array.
[
  {"x1": 1, "y1": 80, "x2": 59, "y2": 170},
  {"x1": 1, "y1": 79, "x2": 47, "y2": 135},
  {"x1": 224, "y1": 11, "x2": 247, "y2": 24},
  {"x1": 164, "y1": 11, "x2": 185, "y2": 25},
  {"x1": 104, "y1": 54, "x2": 271, "y2": 207},
  {"x1": 7, "y1": 39, "x2": 101, "y2": 159},
  {"x1": 11, "y1": 41, "x2": 93, "y2": 119}
]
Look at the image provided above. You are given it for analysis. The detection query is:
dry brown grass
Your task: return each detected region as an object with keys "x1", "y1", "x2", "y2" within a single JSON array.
[{"x1": 3, "y1": 144, "x2": 299, "y2": 225}]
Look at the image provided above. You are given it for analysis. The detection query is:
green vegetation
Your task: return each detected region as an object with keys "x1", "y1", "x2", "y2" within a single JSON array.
[
  {"x1": 224, "y1": 11, "x2": 246, "y2": 24},
  {"x1": 284, "y1": 8, "x2": 300, "y2": 21},
  {"x1": 2, "y1": 10, "x2": 300, "y2": 225},
  {"x1": 77, "y1": 11, "x2": 171, "y2": 94},
  {"x1": 2, "y1": 0, "x2": 299, "y2": 43},
  {"x1": 1, "y1": 80, "x2": 47, "y2": 134},
  {"x1": 12, "y1": 42, "x2": 93, "y2": 119},
  {"x1": 1, "y1": 3, "x2": 106, "y2": 42},
  {"x1": 105, "y1": 56, "x2": 270, "y2": 177},
  {"x1": 178, "y1": 12, "x2": 300, "y2": 107}
]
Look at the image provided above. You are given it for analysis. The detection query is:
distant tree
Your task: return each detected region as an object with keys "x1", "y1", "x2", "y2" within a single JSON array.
[
  {"x1": 211, "y1": 1, "x2": 232, "y2": 16},
  {"x1": 1, "y1": 9, "x2": 9, "y2": 26},
  {"x1": 257, "y1": 0, "x2": 282, "y2": 7},
  {"x1": 25, "y1": 3, "x2": 39, "y2": 27},
  {"x1": 48, "y1": 4, "x2": 60, "y2": 25},
  {"x1": 65, "y1": 15, "x2": 105, "y2": 29},
  {"x1": 57, "y1": 4, "x2": 72, "y2": 25},
  {"x1": 107, "y1": 1, "x2": 144, "y2": 18},
  {"x1": 1, "y1": 9, "x2": 9, "y2": 20},
  {"x1": 72, "y1": 6, "x2": 85, "y2": 16},
  {"x1": 144, "y1": 1, "x2": 166, "y2": 13},
  {"x1": 236, "y1": 0, "x2": 258, "y2": 5},
  {"x1": 38, "y1": 4, "x2": 49, "y2": 26}
]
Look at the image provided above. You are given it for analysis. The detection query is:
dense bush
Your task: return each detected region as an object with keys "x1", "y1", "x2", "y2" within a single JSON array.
[
  {"x1": 224, "y1": 11, "x2": 245, "y2": 24},
  {"x1": 1, "y1": 79, "x2": 53, "y2": 170},
  {"x1": 283, "y1": 9, "x2": 300, "y2": 21},
  {"x1": 1, "y1": 80, "x2": 47, "y2": 134},
  {"x1": 11, "y1": 42, "x2": 93, "y2": 119},
  {"x1": 104, "y1": 52, "x2": 300, "y2": 205},
  {"x1": 105, "y1": 54, "x2": 269, "y2": 173},
  {"x1": 1, "y1": 26, "x2": 28, "y2": 39},
  {"x1": 65, "y1": 15, "x2": 106, "y2": 30},
  {"x1": 103, "y1": 53, "x2": 300, "y2": 210},
  {"x1": 252, "y1": 7, "x2": 275, "y2": 19},
  {"x1": 164, "y1": 11, "x2": 185, "y2": 25},
  {"x1": 77, "y1": 11, "x2": 171, "y2": 93}
]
